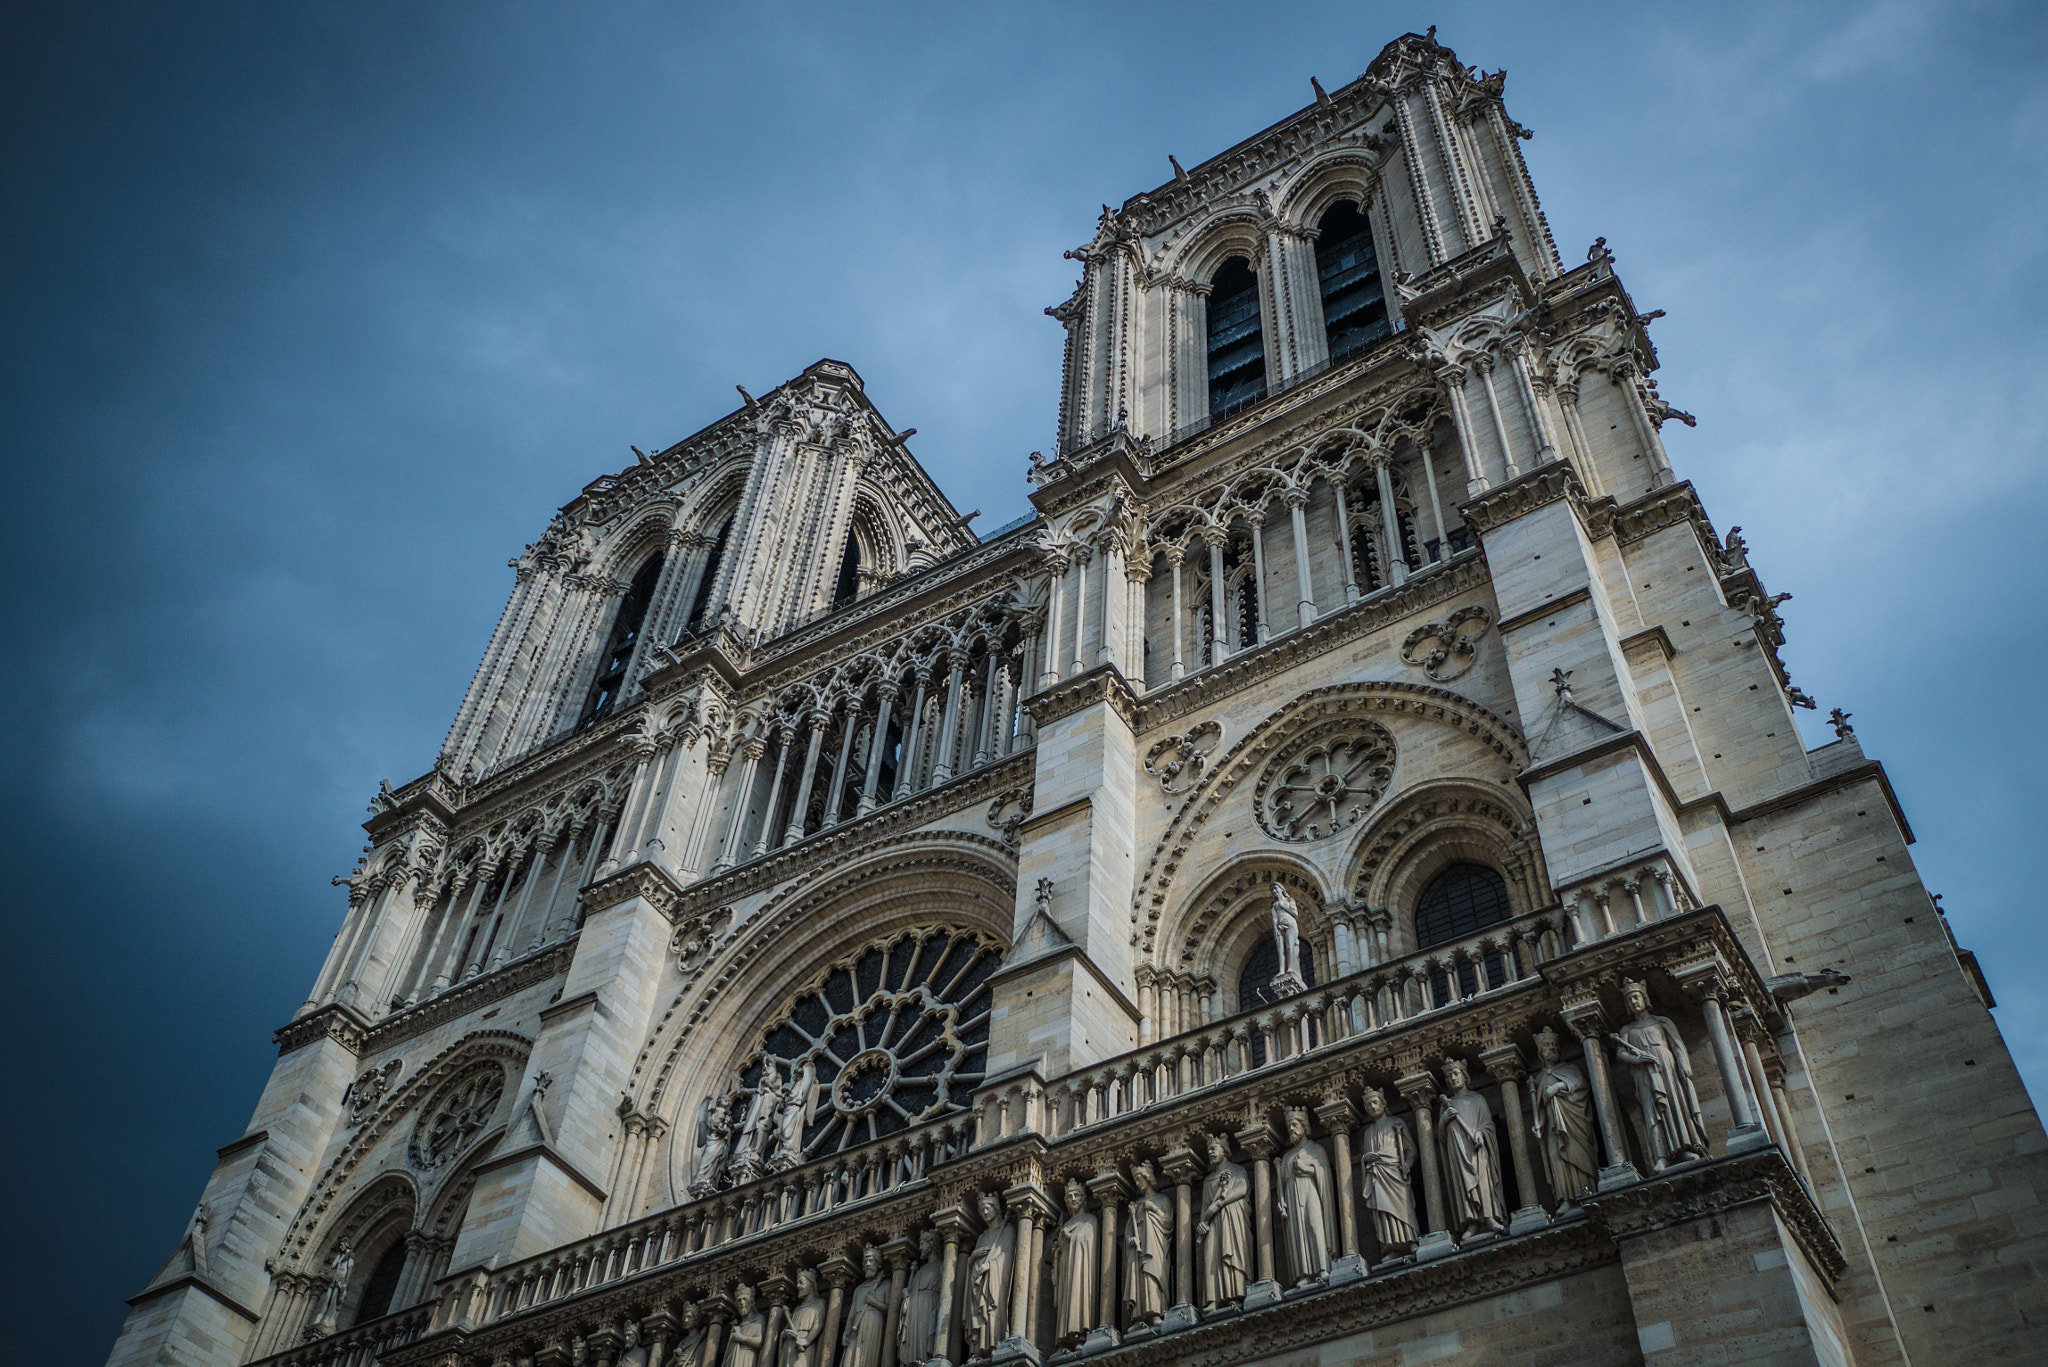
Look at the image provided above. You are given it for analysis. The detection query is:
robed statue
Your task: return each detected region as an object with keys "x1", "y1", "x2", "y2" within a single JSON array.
[
  {"x1": 1052, "y1": 1178, "x2": 1098, "y2": 1346},
  {"x1": 1275, "y1": 1107, "x2": 1336, "y2": 1286},
  {"x1": 1196, "y1": 1133, "x2": 1251, "y2": 1309},
  {"x1": 690, "y1": 1097, "x2": 733, "y2": 1196},
  {"x1": 838, "y1": 1245, "x2": 890, "y2": 1367},
  {"x1": 781, "y1": 1268, "x2": 828, "y2": 1367},
  {"x1": 1122, "y1": 1160, "x2": 1172, "y2": 1326},
  {"x1": 672, "y1": 1301, "x2": 708, "y2": 1367},
  {"x1": 1437, "y1": 1059, "x2": 1507, "y2": 1241},
  {"x1": 772, "y1": 1060, "x2": 817, "y2": 1171},
  {"x1": 725, "y1": 1284, "x2": 768, "y2": 1367},
  {"x1": 965, "y1": 1193, "x2": 1014, "y2": 1357},
  {"x1": 1357, "y1": 1087, "x2": 1417, "y2": 1261},
  {"x1": 899, "y1": 1229, "x2": 942, "y2": 1364},
  {"x1": 1610, "y1": 978, "x2": 1709, "y2": 1171},
  {"x1": 1528, "y1": 1026, "x2": 1598, "y2": 1202}
]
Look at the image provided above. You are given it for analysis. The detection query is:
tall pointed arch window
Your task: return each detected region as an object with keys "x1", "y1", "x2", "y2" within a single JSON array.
[
  {"x1": 831, "y1": 530, "x2": 862, "y2": 611},
  {"x1": 1206, "y1": 256, "x2": 1267, "y2": 416},
  {"x1": 351, "y1": 1238, "x2": 409, "y2": 1326},
  {"x1": 1316, "y1": 200, "x2": 1391, "y2": 361},
  {"x1": 685, "y1": 517, "x2": 731, "y2": 635},
  {"x1": 579, "y1": 552, "x2": 664, "y2": 727}
]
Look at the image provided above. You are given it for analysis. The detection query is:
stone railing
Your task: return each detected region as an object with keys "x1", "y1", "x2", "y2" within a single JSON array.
[
  {"x1": 456, "y1": 1110, "x2": 979, "y2": 1330},
  {"x1": 385, "y1": 907, "x2": 1835, "y2": 1367},
  {"x1": 260, "y1": 1303, "x2": 433, "y2": 1367},
  {"x1": 978, "y1": 907, "x2": 1572, "y2": 1143}
]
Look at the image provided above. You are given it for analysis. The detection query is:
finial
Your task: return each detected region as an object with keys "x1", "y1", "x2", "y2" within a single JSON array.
[
  {"x1": 1310, "y1": 76, "x2": 1329, "y2": 105},
  {"x1": 1168, "y1": 154, "x2": 1188, "y2": 182}
]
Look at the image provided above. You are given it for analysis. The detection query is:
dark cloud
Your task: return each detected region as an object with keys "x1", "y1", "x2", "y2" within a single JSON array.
[{"x1": 4, "y1": 3, "x2": 2042, "y2": 1360}]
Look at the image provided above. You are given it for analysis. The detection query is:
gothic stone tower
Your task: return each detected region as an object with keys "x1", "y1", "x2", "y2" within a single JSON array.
[{"x1": 109, "y1": 31, "x2": 2046, "y2": 1367}]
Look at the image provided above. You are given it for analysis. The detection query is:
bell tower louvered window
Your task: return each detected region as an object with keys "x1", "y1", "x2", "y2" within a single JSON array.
[
  {"x1": 1316, "y1": 201, "x2": 1391, "y2": 361},
  {"x1": 1206, "y1": 257, "x2": 1267, "y2": 417},
  {"x1": 579, "y1": 552, "x2": 664, "y2": 727}
]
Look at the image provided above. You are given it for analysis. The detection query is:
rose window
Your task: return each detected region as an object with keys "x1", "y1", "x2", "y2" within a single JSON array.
[
  {"x1": 740, "y1": 927, "x2": 999, "y2": 1157},
  {"x1": 1255, "y1": 722, "x2": 1396, "y2": 842}
]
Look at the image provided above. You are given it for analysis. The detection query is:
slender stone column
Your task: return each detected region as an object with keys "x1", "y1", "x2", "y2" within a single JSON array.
[
  {"x1": 881, "y1": 1238, "x2": 914, "y2": 1367},
  {"x1": 1285, "y1": 489, "x2": 1316, "y2": 627},
  {"x1": 860, "y1": 685, "x2": 896, "y2": 813},
  {"x1": 1001, "y1": 1189, "x2": 1045, "y2": 1359},
  {"x1": 1084, "y1": 1170, "x2": 1129, "y2": 1347},
  {"x1": 1040, "y1": 554, "x2": 1067, "y2": 688},
  {"x1": 1479, "y1": 1045, "x2": 1549, "y2": 1235},
  {"x1": 715, "y1": 740, "x2": 765, "y2": 871},
  {"x1": 1235, "y1": 1120, "x2": 1281, "y2": 1308},
  {"x1": 1068, "y1": 549, "x2": 1091, "y2": 676},
  {"x1": 1476, "y1": 354, "x2": 1521, "y2": 482},
  {"x1": 820, "y1": 1255, "x2": 855, "y2": 1366},
  {"x1": 1332, "y1": 480, "x2": 1359, "y2": 602},
  {"x1": 1158, "y1": 1147, "x2": 1199, "y2": 1330},
  {"x1": 1437, "y1": 365, "x2": 1489, "y2": 494},
  {"x1": 1165, "y1": 546, "x2": 1186, "y2": 681},
  {"x1": 1611, "y1": 359, "x2": 1674, "y2": 486},
  {"x1": 826, "y1": 704, "x2": 859, "y2": 827},
  {"x1": 1248, "y1": 516, "x2": 1271, "y2": 643},
  {"x1": 933, "y1": 659, "x2": 967, "y2": 783},
  {"x1": 1203, "y1": 530, "x2": 1229, "y2": 663},
  {"x1": 1397, "y1": 1073, "x2": 1453, "y2": 1261},
  {"x1": 1565, "y1": 1005, "x2": 1641, "y2": 1190},
  {"x1": 1556, "y1": 379, "x2": 1600, "y2": 495},
  {"x1": 972, "y1": 653, "x2": 1002, "y2": 767},
  {"x1": 1691, "y1": 980, "x2": 1768, "y2": 1152},
  {"x1": 784, "y1": 711, "x2": 830, "y2": 846},
  {"x1": 931, "y1": 1206, "x2": 972, "y2": 1367},
  {"x1": 1315, "y1": 1096, "x2": 1366, "y2": 1283},
  {"x1": 1415, "y1": 434, "x2": 1450, "y2": 559},
  {"x1": 1374, "y1": 460, "x2": 1408, "y2": 586},
  {"x1": 752, "y1": 730, "x2": 792, "y2": 858},
  {"x1": 1507, "y1": 343, "x2": 1558, "y2": 462}
]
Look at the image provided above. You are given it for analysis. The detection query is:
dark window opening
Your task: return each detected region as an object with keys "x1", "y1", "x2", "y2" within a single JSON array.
[
  {"x1": 1418, "y1": 863, "x2": 1514, "y2": 1002},
  {"x1": 1239, "y1": 932, "x2": 1319, "y2": 1065},
  {"x1": 832, "y1": 532, "x2": 863, "y2": 610},
  {"x1": 351, "y1": 1238, "x2": 408, "y2": 1326},
  {"x1": 1350, "y1": 520, "x2": 1383, "y2": 592},
  {"x1": 580, "y1": 553, "x2": 664, "y2": 727},
  {"x1": 1316, "y1": 200, "x2": 1391, "y2": 361},
  {"x1": 1206, "y1": 257, "x2": 1267, "y2": 417},
  {"x1": 684, "y1": 518, "x2": 731, "y2": 636}
]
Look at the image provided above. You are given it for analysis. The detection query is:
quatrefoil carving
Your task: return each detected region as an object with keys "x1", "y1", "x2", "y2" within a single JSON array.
[{"x1": 1400, "y1": 604, "x2": 1493, "y2": 682}]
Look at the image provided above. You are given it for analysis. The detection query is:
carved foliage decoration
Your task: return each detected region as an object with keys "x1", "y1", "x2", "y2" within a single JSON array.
[
  {"x1": 410, "y1": 1064, "x2": 506, "y2": 1172},
  {"x1": 733, "y1": 927, "x2": 1001, "y2": 1160},
  {"x1": 1144, "y1": 720, "x2": 1224, "y2": 795},
  {"x1": 1399, "y1": 605, "x2": 1492, "y2": 682},
  {"x1": 1255, "y1": 720, "x2": 1397, "y2": 843}
]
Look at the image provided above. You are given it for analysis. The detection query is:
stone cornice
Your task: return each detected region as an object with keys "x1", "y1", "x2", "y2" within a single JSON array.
[
  {"x1": 273, "y1": 1003, "x2": 370, "y2": 1058},
  {"x1": 1584, "y1": 1147, "x2": 1846, "y2": 1289},
  {"x1": 1134, "y1": 552, "x2": 1488, "y2": 731},
  {"x1": 662, "y1": 753, "x2": 1034, "y2": 920},
  {"x1": 353, "y1": 939, "x2": 580, "y2": 1056},
  {"x1": 581, "y1": 860, "x2": 690, "y2": 921},
  {"x1": 1022, "y1": 664, "x2": 1140, "y2": 730},
  {"x1": 127, "y1": 1271, "x2": 260, "y2": 1322},
  {"x1": 1494, "y1": 586, "x2": 1591, "y2": 636},
  {"x1": 1458, "y1": 459, "x2": 1582, "y2": 535},
  {"x1": 1538, "y1": 904, "x2": 1780, "y2": 1030}
]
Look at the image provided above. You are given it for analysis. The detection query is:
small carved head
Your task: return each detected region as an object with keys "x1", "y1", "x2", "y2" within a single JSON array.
[
  {"x1": 734, "y1": 1283, "x2": 755, "y2": 1315},
  {"x1": 797, "y1": 1266, "x2": 819, "y2": 1299},
  {"x1": 862, "y1": 1244, "x2": 883, "y2": 1278},
  {"x1": 920, "y1": 1228, "x2": 939, "y2": 1257},
  {"x1": 1284, "y1": 1107, "x2": 1309, "y2": 1144},
  {"x1": 978, "y1": 1191, "x2": 1003, "y2": 1225},
  {"x1": 1623, "y1": 977, "x2": 1651, "y2": 1015},
  {"x1": 681, "y1": 1302, "x2": 701, "y2": 1329},
  {"x1": 1206, "y1": 1132, "x2": 1232, "y2": 1164},
  {"x1": 1064, "y1": 1178, "x2": 1089, "y2": 1213},
  {"x1": 622, "y1": 1321, "x2": 641, "y2": 1347},
  {"x1": 1361, "y1": 1086, "x2": 1387, "y2": 1119},
  {"x1": 1442, "y1": 1058, "x2": 1470, "y2": 1091},
  {"x1": 1130, "y1": 1159, "x2": 1158, "y2": 1192},
  {"x1": 1534, "y1": 1026, "x2": 1562, "y2": 1065}
]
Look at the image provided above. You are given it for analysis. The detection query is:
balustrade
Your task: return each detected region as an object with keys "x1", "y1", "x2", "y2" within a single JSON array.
[{"x1": 255, "y1": 1304, "x2": 432, "y2": 1367}]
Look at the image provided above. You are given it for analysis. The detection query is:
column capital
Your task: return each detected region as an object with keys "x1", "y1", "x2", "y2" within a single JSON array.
[
  {"x1": 1314, "y1": 1094, "x2": 1358, "y2": 1132},
  {"x1": 821, "y1": 1251, "x2": 859, "y2": 1289},
  {"x1": 1394, "y1": 1070, "x2": 1439, "y2": 1108},
  {"x1": 882, "y1": 1235, "x2": 918, "y2": 1270},
  {"x1": 1157, "y1": 1145, "x2": 1204, "y2": 1186},
  {"x1": 1084, "y1": 1167, "x2": 1134, "y2": 1205},
  {"x1": 1233, "y1": 1117, "x2": 1279, "y2": 1160},
  {"x1": 1478, "y1": 1042, "x2": 1528, "y2": 1083}
]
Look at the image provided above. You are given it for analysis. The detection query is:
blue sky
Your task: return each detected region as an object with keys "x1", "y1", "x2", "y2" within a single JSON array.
[{"x1": 3, "y1": 2, "x2": 2043, "y2": 1359}]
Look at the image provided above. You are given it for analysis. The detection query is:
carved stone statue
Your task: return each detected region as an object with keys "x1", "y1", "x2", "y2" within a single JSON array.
[
  {"x1": 838, "y1": 1245, "x2": 890, "y2": 1367},
  {"x1": 1275, "y1": 1107, "x2": 1336, "y2": 1286},
  {"x1": 1609, "y1": 978, "x2": 1709, "y2": 1171},
  {"x1": 1053, "y1": 1178, "x2": 1098, "y2": 1347},
  {"x1": 690, "y1": 1097, "x2": 733, "y2": 1196},
  {"x1": 965, "y1": 1193, "x2": 1014, "y2": 1357},
  {"x1": 733, "y1": 1067, "x2": 784, "y2": 1182},
  {"x1": 308, "y1": 1237, "x2": 354, "y2": 1336},
  {"x1": 1528, "y1": 1026, "x2": 1598, "y2": 1203},
  {"x1": 1196, "y1": 1133, "x2": 1251, "y2": 1310},
  {"x1": 899, "y1": 1229, "x2": 942, "y2": 1364},
  {"x1": 1122, "y1": 1160, "x2": 1172, "y2": 1327},
  {"x1": 772, "y1": 1060, "x2": 817, "y2": 1171},
  {"x1": 1268, "y1": 883, "x2": 1306, "y2": 994},
  {"x1": 780, "y1": 1268, "x2": 827, "y2": 1367},
  {"x1": 672, "y1": 1302, "x2": 708, "y2": 1367},
  {"x1": 1437, "y1": 1060, "x2": 1507, "y2": 1241},
  {"x1": 1357, "y1": 1087, "x2": 1417, "y2": 1261},
  {"x1": 617, "y1": 1320, "x2": 650, "y2": 1367},
  {"x1": 727, "y1": 1284, "x2": 768, "y2": 1367}
]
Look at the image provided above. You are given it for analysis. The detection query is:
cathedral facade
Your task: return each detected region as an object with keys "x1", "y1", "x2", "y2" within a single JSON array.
[{"x1": 109, "y1": 31, "x2": 2046, "y2": 1367}]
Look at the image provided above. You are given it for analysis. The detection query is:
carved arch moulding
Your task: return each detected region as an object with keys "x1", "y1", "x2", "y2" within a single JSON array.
[
  {"x1": 1344, "y1": 778, "x2": 1548, "y2": 956},
  {"x1": 1133, "y1": 679, "x2": 1526, "y2": 958},
  {"x1": 1167, "y1": 856, "x2": 1334, "y2": 986},
  {"x1": 274, "y1": 1029, "x2": 531, "y2": 1273}
]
